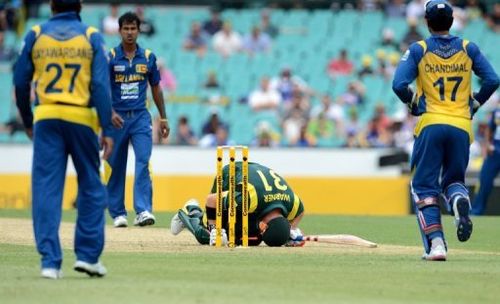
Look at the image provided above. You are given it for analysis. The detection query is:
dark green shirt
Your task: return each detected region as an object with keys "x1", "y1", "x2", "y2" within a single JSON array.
[{"x1": 211, "y1": 162, "x2": 304, "y2": 221}]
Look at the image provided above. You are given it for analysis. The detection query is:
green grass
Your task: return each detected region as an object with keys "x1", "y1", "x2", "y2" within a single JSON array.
[{"x1": 1, "y1": 209, "x2": 500, "y2": 304}]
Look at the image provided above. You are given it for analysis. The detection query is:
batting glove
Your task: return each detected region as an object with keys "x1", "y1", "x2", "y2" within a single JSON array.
[
  {"x1": 209, "y1": 228, "x2": 228, "y2": 246},
  {"x1": 286, "y1": 227, "x2": 305, "y2": 247}
]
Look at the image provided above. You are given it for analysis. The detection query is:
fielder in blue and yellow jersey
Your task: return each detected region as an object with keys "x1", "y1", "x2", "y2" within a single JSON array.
[
  {"x1": 472, "y1": 108, "x2": 500, "y2": 215},
  {"x1": 105, "y1": 12, "x2": 169, "y2": 228},
  {"x1": 13, "y1": 0, "x2": 114, "y2": 279},
  {"x1": 392, "y1": 0, "x2": 499, "y2": 261}
]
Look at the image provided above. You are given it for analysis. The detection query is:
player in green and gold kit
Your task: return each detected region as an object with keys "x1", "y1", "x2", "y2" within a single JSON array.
[{"x1": 171, "y1": 162, "x2": 305, "y2": 247}]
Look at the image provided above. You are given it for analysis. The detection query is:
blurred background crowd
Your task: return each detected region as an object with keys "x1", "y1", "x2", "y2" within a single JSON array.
[{"x1": 0, "y1": 0, "x2": 498, "y2": 161}]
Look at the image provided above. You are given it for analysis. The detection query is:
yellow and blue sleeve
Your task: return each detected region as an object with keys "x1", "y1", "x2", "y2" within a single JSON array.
[
  {"x1": 88, "y1": 30, "x2": 113, "y2": 136},
  {"x1": 392, "y1": 43, "x2": 424, "y2": 105},
  {"x1": 466, "y1": 42, "x2": 500, "y2": 104},
  {"x1": 13, "y1": 28, "x2": 38, "y2": 129}
]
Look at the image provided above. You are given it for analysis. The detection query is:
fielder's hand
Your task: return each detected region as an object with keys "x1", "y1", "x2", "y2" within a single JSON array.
[
  {"x1": 286, "y1": 227, "x2": 305, "y2": 247},
  {"x1": 111, "y1": 110, "x2": 124, "y2": 129},
  {"x1": 100, "y1": 136, "x2": 114, "y2": 160},
  {"x1": 407, "y1": 87, "x2": 418, "y2": 114},
  {"x1": 159, "y1": 119, "x2": 170, "y2": 139},
  {"x1": 209, "y1": 228, "x2": 228, "y2": 246},
  {"x1": 471, "y1": 93, "x2": 481, "y2": 116}
]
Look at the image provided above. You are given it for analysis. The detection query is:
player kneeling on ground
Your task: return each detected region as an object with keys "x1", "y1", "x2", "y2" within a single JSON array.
[{"x1": 171, "y1": 162, "x2": 305, "y2": 247}]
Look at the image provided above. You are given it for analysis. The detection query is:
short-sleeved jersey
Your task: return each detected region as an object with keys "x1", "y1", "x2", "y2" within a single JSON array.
[
  {"x1": 211, "y1": 162, "x2": 304, "y2": 221},
  {"x1": 13, "y1": 12, "x2": 112, "y2": 134},
  {"x1": 109, "y1": 44, "x2": 160, "y2": 111}
]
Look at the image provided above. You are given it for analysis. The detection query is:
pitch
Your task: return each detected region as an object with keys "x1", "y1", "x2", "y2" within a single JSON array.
[{"x1": 1, "y1": 209, "x2": 499, "y2": 303}]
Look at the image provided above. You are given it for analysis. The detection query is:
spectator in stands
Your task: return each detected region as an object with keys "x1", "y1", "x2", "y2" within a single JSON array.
[
  {"x1": 212, "y1": 22, "x2": 242, "y2": 58},
  {"x1": 345, "y1": 109, "x2": 362, "y2": 138},
  {"x1": 136, "y1": 6, "x2": 155, "y2": 37},
  {"x1": 450, "y1": 0, "x2": 467, "y2": 32},
  {"x1": 294, "y1": 124, "x2": 315, "y2": 147},
  {"x1": 464, "y1": 0, "x2": 487, "y2": 21},
  {"x1": 487, "y1": 3, "x2": 500, "y2": 32},
  {"x1": 203, "y1": 8, "x2": 223, "y2": 36},
  {"x1": 363, "y1": 104, "x2": 393, "y2": 148},
  {"x1": 183, "y1": 22, "x2": 208, "y2": 56},
  {"x1": 311, "y1": 94, "x2": 344, "y2": 121},
  {"x1": 158, "y1": 59, "x2": 176, "y2": 93},
  {"x1": 402, "y1": 19, "x2": 423, "y2": 46},
  {"x1": 0, "y1": 9, "x2": 7, "y2": 32},
  {"x1": 283, "y1": 84, "x2": 311, "y2": 115},
  {"x1": 252, "y1": 121, "x2": 280, "y2": 147},
  {"x1": 201, "y1": 112, "x2": 227, "y2": 136},
  {"x1": 327, "y1": 49, "x2": 354, "y2": 78},
  {"x1": 358, "y1": 55, "x2": 375, "y2": 78},
  {"x1": 103, "y1": 4, "x2": 119, "y2": 35},
  {"x1": 365, "y1": 117, "x2": 393, "y2": 148},
  {"x1": 242, "y1": 26, "x2": 271, "y2": 55},
  {"x1": 375, "y1": 50, "x2": 389, "y2": 78},
  {"x1": 204, "y1": 71, "x2": 220, "y2": 89},
  {"x1": 380, "y1": 28, "x2": 399, "y2": 51},
  {"x1": 175, "y1": 116, "x2": 197, "y2": 146},
  {"x1": 338, "y1": 81, "x2": 365, "y2": 106},
  {"x1": 0, "y1": 31, "x2": 14, "y2": 61},
  {"x1": 385, "y1": 0, "x2": 407, "y2": 18},
  {"x1": 282, "y1": 108, "x2": 307, "y2": 146},
  {"x1": 384, "y1": 52, "x2": 400, "y2": 79},
  {"x1": 0, "y1": 2, "x2": 18, "y2": 31},
  {"x1": 270, "y1": 67, "x2": 310, "y2": 103},
  {"x1": 306, "y1": 113, "x2": 335, "y2": 146},
  {"x1": 406, "y1": 0, "x2": 425, "y2": 23},
  {"x1": 248, "y1": 77, "x2": 281, "y2": 112},
  {"x1": 199, "y1": 125, "x2": 232, "y2": 147},
  {"x1": 344, "y1": 131, "x2": 363, "y2": 148},
  {"x1": 373, "y1": 104, "x2": 392, "y2": 131},
  {"x1": 392, "y1": 111, "x2": 416, "y2": 153},
  {"x1": 260, "y1": 10, "x2": 279, "y2": 38}
]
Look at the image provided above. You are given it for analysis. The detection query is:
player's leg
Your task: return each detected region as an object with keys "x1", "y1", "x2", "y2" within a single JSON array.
[
  {"x1": 411, "y1": 125, "x2": 446, "y2": 259},
  {"x1": 130, "y1": 110, "x2": 153, "y2": 225},
  {"x1": 66, "y1": 123, "x2": 107, "y2": 275},
  {"x1": 32, "y1": 120, "x2": 67, "y2": 274},
  {"x1": 472, "y1": 153, "x2": 500, "y2": 215},
  {"x1": 442, "y1": 127, "x2": 473, "y2": 242},
  {"x1": 105, "y1": 121, "x2": 129, "y2": 220}
]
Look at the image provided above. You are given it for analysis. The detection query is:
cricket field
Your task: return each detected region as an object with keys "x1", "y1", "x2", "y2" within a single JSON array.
[{"x1": 1, "y1": 209, "x2": 499, "y2": 304}]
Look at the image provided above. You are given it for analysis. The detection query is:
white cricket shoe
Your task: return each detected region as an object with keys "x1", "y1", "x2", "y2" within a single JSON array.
[
  {"x1": 423, "y1": 237, "x2": 447, "y2": 261},
  {"x1": 113, "y1": 215, "x2": 128, "y2": 228},
  {"x1": 41, "y1": 268, "x2": 63, "y2": 279},
  {"x1": 133, "y1": 211, "x2": 156, "y2": 226},
  {"x1": 170, "y1": 213, "x2": 184, "y2": 235},
  {"x1": 74, "y1": 260, "x2": 107, "y2": 277},
  {"x1": 170, "y1": 199, "x2": 202, "y2": 235}
]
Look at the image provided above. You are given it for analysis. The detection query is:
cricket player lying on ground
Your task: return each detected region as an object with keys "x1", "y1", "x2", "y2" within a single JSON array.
[{"x1": 171, "y1": 162, "x2": 305, "y2": 247}]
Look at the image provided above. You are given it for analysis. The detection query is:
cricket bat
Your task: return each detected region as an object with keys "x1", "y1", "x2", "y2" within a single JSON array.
[{"x1": 303, "y1": 234, "x2": 377, "y2": 248}]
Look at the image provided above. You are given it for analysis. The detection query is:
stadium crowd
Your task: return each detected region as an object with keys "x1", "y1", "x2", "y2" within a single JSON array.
[{"x1": 0, "y1": 1, "x2": 498, "y2": 156}]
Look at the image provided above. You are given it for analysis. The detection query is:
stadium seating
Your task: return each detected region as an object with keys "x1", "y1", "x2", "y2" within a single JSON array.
[{"x1": 1, "y1": 4, "x2": 498, "y2": 145}]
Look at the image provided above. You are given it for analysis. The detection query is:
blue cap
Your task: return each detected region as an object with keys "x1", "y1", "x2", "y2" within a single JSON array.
[{"x1": 424, "y1": 0, "x2": 453, "y2": 20}]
